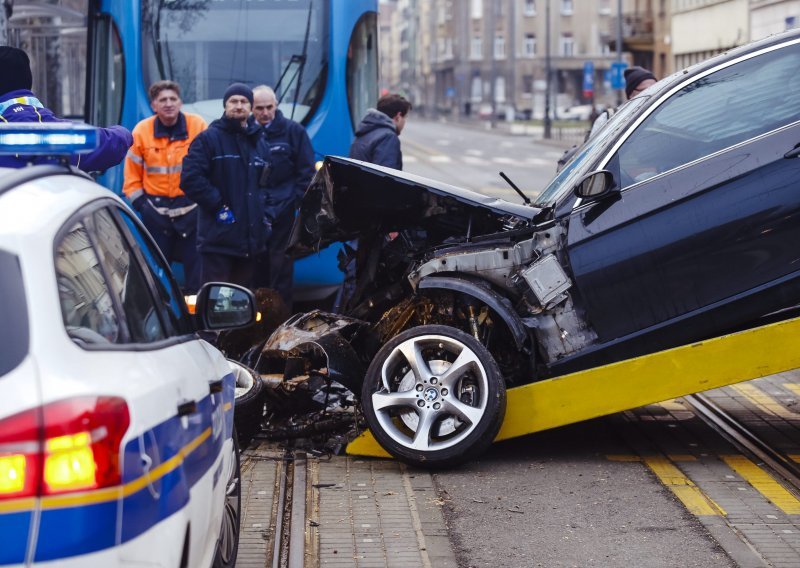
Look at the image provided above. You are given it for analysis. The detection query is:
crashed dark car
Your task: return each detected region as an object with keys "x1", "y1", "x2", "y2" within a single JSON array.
[{"x1": 252, "y1": 30, "x2": 800, "y2": 467}]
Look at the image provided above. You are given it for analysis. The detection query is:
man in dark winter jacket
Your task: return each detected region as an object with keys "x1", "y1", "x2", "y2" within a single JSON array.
[
  {"x1": 251, "y1": 85, "x2": 315, "y2": 308},
  {"x1": 181, "y1": 83, "x2": 272, "y2": 287},
  {"x1": 0, "y1": 46, "x2": 131, "y2": 171},
  {"x1": 349, "y1": 93, "x2": 412, "y2": 170}
]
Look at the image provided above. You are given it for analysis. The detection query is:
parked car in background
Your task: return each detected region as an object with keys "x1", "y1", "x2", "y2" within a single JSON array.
[{"x1": 0, "y1": 124, "x2": 258, "y2": 567}]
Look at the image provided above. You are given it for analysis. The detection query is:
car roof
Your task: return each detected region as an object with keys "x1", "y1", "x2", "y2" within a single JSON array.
[{"x1": 0, "y1": 166, "x2": 120, "y2": 251}]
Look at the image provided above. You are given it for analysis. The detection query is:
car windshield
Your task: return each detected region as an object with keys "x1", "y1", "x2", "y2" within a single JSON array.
[
  {"x1": 533, "y1": 96, "x2": 649, "y2": 206},
  {"x1": 141, "y1": 0, "x2": 329, "y2": 125}
]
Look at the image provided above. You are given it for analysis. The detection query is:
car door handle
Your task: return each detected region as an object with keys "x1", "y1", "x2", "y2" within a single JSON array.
[
  {"x1": 177, "y1": 400, "x2": 198, "y2": 416},
  {"x1": 209, "y1": 379, "x2": 224, "y2": 394},
  {"x1": 784, "y1": 144, "x2": 800, "y2": 159}
]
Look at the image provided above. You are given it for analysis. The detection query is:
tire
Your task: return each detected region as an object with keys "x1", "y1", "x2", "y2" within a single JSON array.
[
  {"x1": 361, "y1": 325, "x2": 506, "y2": 468},
  {"x1": 212, "y1": 430, "x2": 241, "y2": 568},
  {"x1": 230, "y1": 360, "x2": 265, "y2": 447}
]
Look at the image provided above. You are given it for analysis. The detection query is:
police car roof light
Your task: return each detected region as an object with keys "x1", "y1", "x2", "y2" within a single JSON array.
[{"x1": 0, "y1": 123, "x2": 99, "y2": 156}]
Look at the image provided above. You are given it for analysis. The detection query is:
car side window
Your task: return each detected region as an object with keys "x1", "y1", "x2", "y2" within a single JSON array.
[
  {"x1": 117, "y1": 209, "x2": 194, "y2": 336},
  {"x1": 616, "y1": 42, "x2": 800, "y2": 188},
  {"x1": 56, "y1": 221, "x2": 122, "y2": 345},
  {"x1": 91, "y1": 208, "x2": 167, "y2": 343}
]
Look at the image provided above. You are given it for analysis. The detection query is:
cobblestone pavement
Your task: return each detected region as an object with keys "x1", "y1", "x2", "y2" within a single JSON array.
[{"x1": 238, "y1": 443, "x2": 457, "y2": 567}]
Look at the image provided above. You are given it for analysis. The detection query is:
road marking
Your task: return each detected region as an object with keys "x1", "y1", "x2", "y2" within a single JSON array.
[
  {"x1": 436, "y1": 139, "x2": 451, "y2": 146},
  {"x1": 731, "y1": 383, "x2": 800, "y2": 420},
  {"x1": 524, "y1": 157, "x2": 551, "y2": 166},
  {"x1": 642, "y1": 456, "x2": 725, "y2": 516},
  {"x1": 404, "y1": 155, "x2": 419, "y2": 163},
  {"x1": 721, "y1": 454, "x2": 800, "y2": 514},
  {"x1": 429, "y1": 155, "x2": 452, "y2": 163},
  {"x1": 463, "y1": 156, "x2": 488, "y2": 165},
  {"x1": 784, "y1": 383, "x2": 800, "y2": 397},
  {"x1": 466, "y1": 149, "x2": 484, "y2": 156}
]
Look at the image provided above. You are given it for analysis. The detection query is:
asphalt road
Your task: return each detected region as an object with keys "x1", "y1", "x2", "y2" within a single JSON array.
[{"x1": 400, "y1": 117, "x2": 573, "y2": 201}]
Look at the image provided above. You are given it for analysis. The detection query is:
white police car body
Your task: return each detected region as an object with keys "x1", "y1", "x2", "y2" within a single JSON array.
[{"x1": 0, "y1": 125, "x2": 254, "y2": 567}]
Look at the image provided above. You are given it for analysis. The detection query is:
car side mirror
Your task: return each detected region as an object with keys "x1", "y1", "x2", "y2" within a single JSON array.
[
  {"x1": 194, "y1": 283, "x2": 256, "y2": 331},
  {"x1": 574, "y1": 170, "x2": 617, "y2": 201}
]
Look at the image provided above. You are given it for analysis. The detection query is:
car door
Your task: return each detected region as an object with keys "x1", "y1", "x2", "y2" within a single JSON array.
[
  {"x1": 47, "y1": 205, "x2": 192, "y2": 567},
  {"x1": 113, "y1": 207, "x2": 233, "y2": 566},
  {"x1": 81, "y1": 204, "x2": 217, "y2": 565},
  {"x1": 565, "y1": 39, "x2": 800, "y2": 354}
]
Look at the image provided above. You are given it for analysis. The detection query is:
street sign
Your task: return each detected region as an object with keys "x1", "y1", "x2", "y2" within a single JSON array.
[
  {"x1": 582, "y1": 61, "x2": 594, "y2": 98},
  {"x1": 611, "y1": 61, "x2": 628, "y2": 90}
]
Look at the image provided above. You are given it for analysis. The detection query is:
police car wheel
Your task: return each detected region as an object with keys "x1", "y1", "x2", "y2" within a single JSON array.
[
  {"x1": 213, "y1": 431, "x2": 241, "y2": 568},
  {"x1": 361, "y1": 325, "x2": 506, "y2": 469},
  {"x1": 231, "y1": 361, "x2": 266, "y2": 447}
]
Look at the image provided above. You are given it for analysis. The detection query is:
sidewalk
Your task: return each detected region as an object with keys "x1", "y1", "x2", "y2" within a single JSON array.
[
  {"x1": 238, "y1": 442, "x2": 458, "y2": 568},
  {"x1": 419, "y1": 115, "x2": 586, "y2": 148}
]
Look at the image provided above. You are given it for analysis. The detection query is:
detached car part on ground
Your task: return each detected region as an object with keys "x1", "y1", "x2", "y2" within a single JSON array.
[{"x1": 249, "y1": 30, "x2": 800, "y2": 468}]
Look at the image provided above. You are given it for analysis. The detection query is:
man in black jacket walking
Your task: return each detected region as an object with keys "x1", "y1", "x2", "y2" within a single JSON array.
[
  {"x1": 349, "y1": 94, "x2": 412, "y2": 170},
  {"x1": 181, "y1": 83, "x2": 271, "y2": 287}
]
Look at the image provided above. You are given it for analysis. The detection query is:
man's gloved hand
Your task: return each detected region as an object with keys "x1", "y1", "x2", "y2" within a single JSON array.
[{"x1": 216, "y1": 205, "x2": 236, "y2": 224}]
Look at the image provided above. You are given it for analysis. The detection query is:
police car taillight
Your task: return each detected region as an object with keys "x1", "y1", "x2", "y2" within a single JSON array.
[{"x1": 0, "y1": 396, "x2": 130, "y2": 500}]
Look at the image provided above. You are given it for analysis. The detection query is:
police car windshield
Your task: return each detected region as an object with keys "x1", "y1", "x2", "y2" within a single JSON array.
[
  {"x1": 141, "y1": 0, "x2": 329, "y2": 125},
  {"x1": 534, "y1": 96, "x2": 649, "y2": 206}
]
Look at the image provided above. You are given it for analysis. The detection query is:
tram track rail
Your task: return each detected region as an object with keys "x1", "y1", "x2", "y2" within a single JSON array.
[
  {"x1": 265, "y1": 448, "x2": 309, "y2": 568},
  {"x1": 684, "y1": 392, "x2": 800, "y2": 498}
]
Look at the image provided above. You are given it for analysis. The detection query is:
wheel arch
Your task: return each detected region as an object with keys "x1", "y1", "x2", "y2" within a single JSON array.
[{"x1": 417, "y1": 275, "x2": 529, "y2": 351}]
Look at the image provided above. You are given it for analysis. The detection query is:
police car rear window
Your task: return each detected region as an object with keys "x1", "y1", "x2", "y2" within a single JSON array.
[{"x1": 0, "y1": 250, "x2": 29, "y2": 376}]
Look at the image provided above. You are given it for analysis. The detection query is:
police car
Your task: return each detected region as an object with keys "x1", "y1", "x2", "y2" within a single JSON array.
[{"x1": 0, "y1": 124, "x2": 255, "y2": 567}]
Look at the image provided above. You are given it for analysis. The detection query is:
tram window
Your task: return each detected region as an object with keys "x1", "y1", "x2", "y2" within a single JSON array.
[
  {"x1": 89, "y1": 14, "x2": 124, "y2": 127},
  {"x1": 346, "y1": 12, "x2": 379, "y2": 131}
]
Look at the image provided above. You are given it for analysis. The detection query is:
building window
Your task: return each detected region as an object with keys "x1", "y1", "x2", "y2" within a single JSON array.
[
  {"x1": 561, "y1": 0, "x2": 574, "y2": 15},
  {"x1": 471, "y1": 36, "x2": 483, "y2": 60},
  {"x1": 598, "y1": 0, "x2": 611, "y2": 15},
  {"x1": 494, "y1": 34, "x2": 505, "y2": 59},
  {"x1": 445, "y1": 37, "x2": 453, "y2": 59},
  {"x1": 523, "y1": 74, "x2": 534, "y2": 94},
  {"x1": 524, "y1": 0, "x2": 536, "y2": 16},
  {"x1": 471, "y1": 0, "x2": 482, "y2": 19},
  {"x1": 560, "y1": 33, "x2": 574, "y2": 57},
  {"x1": 524, "y1": 34, "x2": 536, "y2": 58},
  {"x1": 495, "y1": 76, "x2": 506, "y2": 103},
  {"x1": 471, "y1": 76, "x2": 482, "y2": 102}
]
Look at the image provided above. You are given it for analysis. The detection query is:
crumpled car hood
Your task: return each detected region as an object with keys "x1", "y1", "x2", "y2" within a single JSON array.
[{"x1": 289, "y1": 156, "x2": 542, "y2": 255}]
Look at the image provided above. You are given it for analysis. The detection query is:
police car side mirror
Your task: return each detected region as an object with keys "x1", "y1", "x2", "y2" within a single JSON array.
[
  {"x1": 574, "y1": 170, "x2": 617, "y2": 201},
  {"x1": 195, "y1": 283, "x2": 256, "y2": 331}
]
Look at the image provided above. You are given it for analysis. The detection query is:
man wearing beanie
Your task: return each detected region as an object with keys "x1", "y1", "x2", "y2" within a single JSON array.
[
  {"x1": 0, "y1": 46, "x2": 132, "y2": 171},
  {"x1": 583, "y1": 65, "x2": 657, "y2": 142},
  {"x1": 181, "y1": 82, "x2": 272, "y2": 287},
  {"x1": 624, "y1": 66, "x2": 657, "y2": 99}
]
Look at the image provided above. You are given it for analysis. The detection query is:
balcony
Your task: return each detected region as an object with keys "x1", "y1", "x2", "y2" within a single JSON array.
[{"x1": 611, "y1": 12, "x2": 654, "y2": 48}]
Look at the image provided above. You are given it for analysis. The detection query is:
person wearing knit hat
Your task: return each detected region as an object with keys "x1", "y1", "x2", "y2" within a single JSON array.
[
  {"x1": 624, "y1": 66, "x2": 657, "y2": 99},
  {"x1": 181, "y1": 82, "x2": 272, "y2": 287},
  {"x1": 0, "y1": 46, "x2": 132, "y2": 171}
]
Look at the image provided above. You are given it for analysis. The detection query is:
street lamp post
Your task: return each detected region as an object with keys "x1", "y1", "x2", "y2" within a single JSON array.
[{"x1": 544, "y1": 0, "x2": 552, "y2": 139}]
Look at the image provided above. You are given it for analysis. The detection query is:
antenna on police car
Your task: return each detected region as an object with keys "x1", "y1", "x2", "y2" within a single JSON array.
[{"x1": 499, "y1": 171, "x2": 531, "y2": 205}]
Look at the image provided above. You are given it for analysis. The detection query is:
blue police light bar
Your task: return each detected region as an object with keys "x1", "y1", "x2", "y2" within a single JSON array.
[{"x1": 0, "y1": 123, "x2": 99, "y2": 156}]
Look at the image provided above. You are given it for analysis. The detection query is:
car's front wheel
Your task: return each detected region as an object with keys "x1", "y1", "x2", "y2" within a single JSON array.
[
  {"x1": 361, "y1": 325, "x2": 506, "y2": 468},
  {"x1": 212, "y1": 431, "x2": 241, "y2": 568}
]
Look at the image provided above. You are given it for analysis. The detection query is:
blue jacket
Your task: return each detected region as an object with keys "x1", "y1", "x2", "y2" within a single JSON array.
[
  {"x1": 349, "y1": 109, "x2": 402, "y2": 170},
  {"x1": 261, "y1": 109, "x2": 315, "y2": 218},
  {"x1": 181, "y1": 114, "x2": 271, "y2": 258},
  {"x1": 0, "y1": 89, "x2": 132, "y2": 171}
]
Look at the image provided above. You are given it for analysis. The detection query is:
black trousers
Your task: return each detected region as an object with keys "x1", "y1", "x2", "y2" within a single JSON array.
[
  {"x1": 254, "y1": 207, "x2": 295, "y2": 309},
  {"x1": 200, "y1": 252, "x2": 255, "y2": 289},
  {"x1": 138, "y1": 196, "x2": 201, "y2": 293}
]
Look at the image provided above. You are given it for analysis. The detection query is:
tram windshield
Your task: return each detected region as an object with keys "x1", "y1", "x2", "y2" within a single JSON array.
[{"x1": 142, "y1": 0, "x2": 329, "y2": 124}]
